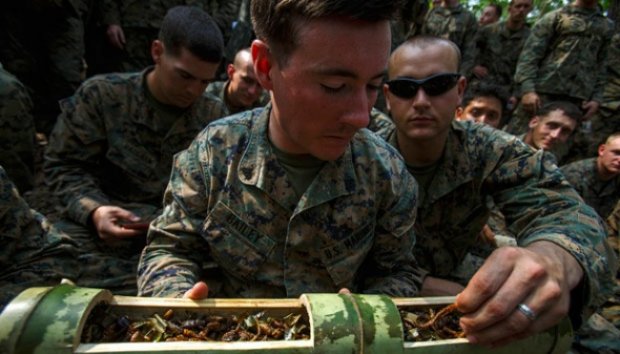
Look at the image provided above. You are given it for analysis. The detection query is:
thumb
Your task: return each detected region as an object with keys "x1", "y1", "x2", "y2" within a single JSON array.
[{"x1": 184, "y1": 281, "x2": 209, "y2": 300}]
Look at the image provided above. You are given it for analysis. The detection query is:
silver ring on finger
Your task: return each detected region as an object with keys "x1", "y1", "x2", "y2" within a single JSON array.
[{"x1": 516, "y1": 303, "x2": 536, "y2": 321}]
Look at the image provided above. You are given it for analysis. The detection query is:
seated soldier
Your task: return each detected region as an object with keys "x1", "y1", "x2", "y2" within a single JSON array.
[
  {"x1": 521, "y1": 101, "x2": 582, "y2": 165},
  {"x1": 43, "y1": 6, "x2": 228, "y2": 295},
  {"x1": 205, "y1": 47, "x2": 269, "y2": 114},
  {"x1": 378, "y1": 35, "x2": 614, "y2": 346},
  {"x1": 456, "y1": 80, "x2": 508, "y2": 129},
  {"x1": 138, "y1": 0, "x2": 418, "y2": 301},
  {"x1": 0, "y1": 165, "x2": 77, "y2": 310}
]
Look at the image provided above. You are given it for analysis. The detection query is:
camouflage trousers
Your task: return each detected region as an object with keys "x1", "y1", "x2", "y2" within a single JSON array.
[
  {"x1": 54, "y1": 219, "x2": 144, "y2": 296},
  {"x1": 572, "y1": 107, "x2": 620, "y2": 161}
]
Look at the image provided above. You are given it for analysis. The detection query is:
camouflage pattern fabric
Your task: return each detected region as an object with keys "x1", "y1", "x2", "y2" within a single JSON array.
[
  {"x1": 0, "y1": 165, "x2": 78, "y2": 310},
  {"x1": 421, "y1": 4, "x2": 478, "y2": 75},
  {"x1": 0, "y1": 65, "x2": 36, "y2": 193},
  {"x1": 470, "y1": 21, "x2": 531, "y2": 96},
  {"x1": 44, "y1": 68, "x2": 227, "y2": 294},
  {"x1": 367, "y1": 108, "x2": 393, "y2": 133},
  {"x1": 204, "y1": 80, "x2": 269, "y2": 115},
  {"x1": 570, "y1": 313, "x2": 620, "y2": 354},
  {"x1": 514, "y1": 5, "x2": 613, "y2": 102},
  {"x1": 376, "y1": 119, "x2": 615, "y2": 322},
  {"x1": 390, "y1": 0, "x2": 429, "y2": 50},
  {"x1": 138, "y1": 105, "x2": 420, "y2": 298},
  {"x1": 561, "y1": 157, "x2": 620, "y2": 219}
]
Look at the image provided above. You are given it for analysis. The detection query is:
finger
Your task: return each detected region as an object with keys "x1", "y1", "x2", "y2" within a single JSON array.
[
  {"x1": 184, "y1": 281, "x2": 209, "y2": 299},
  {"x1": 113, "y1": 208, "x2": 141, "y2": 222},
  {"x1": 455, "y1": 249, "x2": 516, "y2": 313}
]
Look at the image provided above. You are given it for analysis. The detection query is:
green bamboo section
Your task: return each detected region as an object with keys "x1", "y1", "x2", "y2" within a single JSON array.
[{"x1": 0, "y1": 286, "x2": 573, "y2": 354}]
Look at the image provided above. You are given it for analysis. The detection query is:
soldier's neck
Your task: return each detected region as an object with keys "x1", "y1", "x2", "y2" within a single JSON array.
[
  {"x1": 506, "y1": 18, "x2": 525, "y2": 31},
  {"x1": 396, "y1": 131, "x2": 448, "y2": 167}
]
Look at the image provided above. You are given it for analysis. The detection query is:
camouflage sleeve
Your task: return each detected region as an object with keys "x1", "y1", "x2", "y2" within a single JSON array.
[
  {"x1": 471, "y1": 25, "x2": 489, "y2": 70},
  {"x1": 459, "y1": 13, "x2": 479, "y2": 76},
  {"x1": 360, "y1": 139, "x2": 419, "y2": 297},
  {"x1": 43, "y1": 80, "x2": 111, "y2": 226},
  {"x1": 488, "y1": 143, "x2": 615, "y2": 321},
  {"x1": 514, "y1": 11, "x2": 557, "y2": 96},
  {"x1": 138, "y1": 134, "x2": 212, "y2": 298},
  {"x1": 100, "y1": 0, "x2": 120, "y2": 25},
  {"x1": 0, "y1": 71, "x2": 35, "y2": 192}
]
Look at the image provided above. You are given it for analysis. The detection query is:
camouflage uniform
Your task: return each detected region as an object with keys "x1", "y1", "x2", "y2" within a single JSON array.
[
  {"x1": 138, "y1": 105, "x2": 419, "y2": 298},
  {"x1": 561, "y1": 158, "x2": 620, "y2": 219},
  {"x1": 0, "y1": 165, "x2": 78, "y2": 310},
  {"x1": 204, "y1": 80, "x2": 269, "y2": 115},
  {"x1": 584, "y1": 32, "x2": 620, "y2": 158},
  {"x1": 100, "y1": 0, "x2": 211, "y2": 72},
  {"x1": 471, "y1": 21, "x2": 531, "y2": 96},
  {"x1": 376, "y1": 119, "x2": 615, "y2": 322},
  {"x1": 0, "y1": 65, "x2": 36, "y2": 193},
  {"x1": 421, "y1": 4, "x2": 478, "y2": 75},
  {"x1": 44, "y1": 67, "x2": 227, "y2": 294},
  {"x1": 508, "y1": 5, "x2": 614, "y2": 134}
]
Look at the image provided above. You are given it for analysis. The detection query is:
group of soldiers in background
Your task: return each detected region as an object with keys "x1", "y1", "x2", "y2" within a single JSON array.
[{"x1": 0, "y1": 0, "x2": 619, "y2": 353}]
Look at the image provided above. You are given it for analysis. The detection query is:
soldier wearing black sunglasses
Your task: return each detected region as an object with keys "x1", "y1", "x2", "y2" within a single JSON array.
[{"x1": 376, "y1": 35, "x2": 614, "y2": 348}]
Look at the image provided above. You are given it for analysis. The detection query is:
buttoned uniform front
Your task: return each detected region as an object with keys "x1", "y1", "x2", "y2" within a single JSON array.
[
  {"x1": 561, "y1": 158, "x2": 620, "y2": 219},
  {"x1": 376, "y1": 118, "x2": 615, "y2": 322},
  {"x1": 138, "y1": 105, "x2": 419, "y2": 299},
  {"x1": 44, "y1": 67, "x2": 227, "y2": 294}
]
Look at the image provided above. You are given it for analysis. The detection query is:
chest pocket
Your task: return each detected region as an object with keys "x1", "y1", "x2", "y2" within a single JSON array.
[
  {"x1": 320, "y1": 222, "x2": 375, "y2": 287},
  {"x1": 202, "y1": 202, "x2": 276, "y2": 280}
]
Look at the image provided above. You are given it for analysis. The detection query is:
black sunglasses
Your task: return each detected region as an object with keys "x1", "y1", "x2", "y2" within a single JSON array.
[{"x1": 386, "y1": 73, "x2": 461, "y2": 99}]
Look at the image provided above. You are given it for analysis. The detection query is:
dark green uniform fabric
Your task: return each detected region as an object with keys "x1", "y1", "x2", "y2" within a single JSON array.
[
  {"x1": 561, "y1": 158, "x2": 620, "y2": 219},
  {"x1": 44, "y1": 67, "x2": 227, "y2": 294},
  {"x1": 0, "y1": 65, "x2": 36, "y2": 193},
  {"x1": 376, "y1": 119, "x2": 615, "y2": 322},
  {"x1": 138, "y1": 106, "x2": 420, "y2": 298},
  {"x1": 421, "y1": 4, "x2": 478, "y2": 75},
  {"x1": 0, "y1": 165, "x2": 78, "y2": 310}
]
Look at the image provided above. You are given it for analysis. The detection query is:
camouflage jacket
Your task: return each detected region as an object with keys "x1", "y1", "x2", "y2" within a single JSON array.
[
  {"x1": 0, "y1": 165, "x2": 78, "y2": 306},
  {"x1": 514, "y1": 5, "x2": 614, "y2": 101},
  {"x1": 561, "y1": 157, "x2": 620, "y2": 219},
  {"x1": 204, "y1": 80, "x2": 269, "y2": 115},
  {"x1": 377, "y1": 119, "x2": 614, "y2": 317},
  {"x1": 472, "y1": 21, "x2": 531, "y2": 94},
  {"x1": 100, "y1": 0, "x2": 210, "y2": 28},
  {"x1": 601, "y1": 32, "x2": 620, "y2": 111},
  {"x1": 421, "y1": 4, "x2": 478, "y2": 75},
  {"x1": 0, "y1": 65, "x2": 35, "y2": 193},
  {"x1": 138, "y1": 106, "x2": 419, "y2": 298},
  {"x1": 44, "y1": 68, "x2": 227, "y2": 227}
]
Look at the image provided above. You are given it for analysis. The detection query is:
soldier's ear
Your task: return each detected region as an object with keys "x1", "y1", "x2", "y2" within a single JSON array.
[
  {"x1": 528, "y1": 116, "x2": 540, "y2": 129},
  {"x1": 151, "y1": 40, "x2": 164, "y2": 64},
  {"x1": 383, "y1": 83, "x2": 392, "y2": 112},
  {"x1": 251, "y1": 40, "x2": 273, "y2": 91}
]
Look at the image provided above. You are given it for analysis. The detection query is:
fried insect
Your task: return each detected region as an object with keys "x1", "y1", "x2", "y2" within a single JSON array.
[
  {"x1": 401, "y1": 303, "x2": 465, "y2": 341},
  {"x1": 81, "y1": 306, "x2": 311, "y2": 343}
]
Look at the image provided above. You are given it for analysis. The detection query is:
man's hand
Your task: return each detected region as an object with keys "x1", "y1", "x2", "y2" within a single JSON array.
[
  {"x1": 521, "y1": 92, "x2": 541, "y2": 115},
  {"x1": 91, "y1": 206, "x2": 146, "y2": 241},
  {"x1": 472, "y1": 65, "x2": 489, "y2": 79},
  {"x1": 455, "y1": 241, "x2": 583, "y2": 347},
  {"x1": 581, "y1": 100, "x2": 600, "y2": 120},
  {"x1": 106, "y1": 24, "x2": 126, "y2": 50},
  {"x1": 183, "y1": 281, "x2": 209, "y2": 299}
]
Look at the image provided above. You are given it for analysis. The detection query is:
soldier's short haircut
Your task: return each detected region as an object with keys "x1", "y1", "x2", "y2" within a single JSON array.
[
  {"x1": 251, "y1": 0, "x2": 404, "y2": 67},
  {"x1": 394, "y1": 35, "x2": 461, "y2": 71},
  {"x1": 538, "y1": 101, "x2": 583, "y2": 124},
  {"x1": 159, "y1": 6, "x2": 224, "y2": 63},
  {"x1": 462, "y1": 81, "x2": 508, "y2": 111},
  {"x1": 605, "y1": 132, "x2": 620, "y2": 144}
]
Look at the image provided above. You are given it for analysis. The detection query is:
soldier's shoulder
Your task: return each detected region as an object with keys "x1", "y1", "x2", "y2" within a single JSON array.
[
  {"x1": 198, "y1": 108, "x2": 260, "y2": 142},
  {"x1": 455, "y1": 120, "x2": 533, "y2": 157},
  {"x1": 79, "y1": 71, "x2": 140, "y2": 92}
]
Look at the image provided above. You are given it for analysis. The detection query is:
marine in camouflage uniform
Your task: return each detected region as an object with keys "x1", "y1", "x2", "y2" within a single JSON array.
[
  {"x1": 561, "y1": 157, "x2": 620, "y2": 219},
  {"x1": 421, "y1": 0, "x2": 478, "y2": 75},
  {"x1": 44, "y1": 68, "x2": 227, "y2": 294},
  {"x1": 470, "y1": 21, "x2": 530, "y2": 99},
  {"x1": 205, "y1": 80, "x2": 269, "y2": 115},
  {"x1": 138, "y1": 105, "x2": 419, "y2": 298},
  {"x1": 0, "y1": 64, "x2": 36, "y2": 193},
  {"x1": 0, "y1": 165, "x2": 78, "y2": 310},
  {"x1": 376, "y1": 118, "x2": 615, "y2": 322},
  {"x1": 582, "y1": 32, "x2": 620, "y2": 159},
  {"x1": 508, "y1": 2, "x2": 614, "y2": 135}
]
